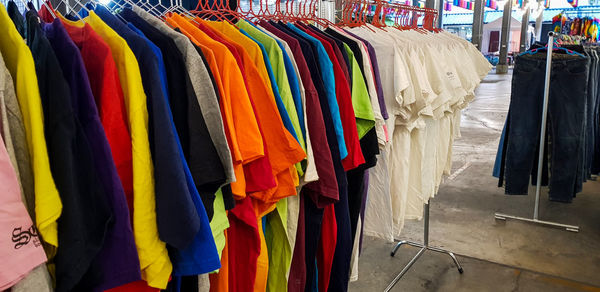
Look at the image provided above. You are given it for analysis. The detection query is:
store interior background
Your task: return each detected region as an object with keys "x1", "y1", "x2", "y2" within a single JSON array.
[
  {"x1": 350, "y1": 0, "x2": 600, "y2": 290},
  {"x1": 4, "y1": 0, "x2": 597, "y2": 289}
]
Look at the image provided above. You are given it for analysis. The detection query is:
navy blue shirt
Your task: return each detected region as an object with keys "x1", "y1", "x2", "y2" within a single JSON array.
[
  {"x1": 133, "y1": 22, "x2": 222, "y2": 277},
  {"x1": 120, "y1": 7, "x2": 228, "y2": 216}
]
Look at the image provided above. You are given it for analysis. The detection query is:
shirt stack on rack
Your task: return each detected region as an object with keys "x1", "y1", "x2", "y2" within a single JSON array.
[
  {"x1": 0, "y1": 2, "x2": 490, "y2": 292},
  {"x1": 350, "y1": 26, "x2": 491, "y2": 245}
]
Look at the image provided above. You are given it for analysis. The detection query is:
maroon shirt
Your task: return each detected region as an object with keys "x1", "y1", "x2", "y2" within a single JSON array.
[{"x1": 259, "y1": 21, "x2": 338, "y2": 206}]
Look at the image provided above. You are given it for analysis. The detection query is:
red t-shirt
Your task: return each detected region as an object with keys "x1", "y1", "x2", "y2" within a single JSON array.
[
  {"x1": 59, "y1": 15, "x2": 168, "y2": 292},
  {"x1": 226, "y1": 197, "x2": 261, "y2": 291},
  {"x1": 38, "y1": 1, "x2": 55, "y2": 23},
  {"x1": 317, "y1": 204, "x2": 338, "y2": 292},
  {"x1": 60, "y1": 21, "x2": 135, "y2": 216}
]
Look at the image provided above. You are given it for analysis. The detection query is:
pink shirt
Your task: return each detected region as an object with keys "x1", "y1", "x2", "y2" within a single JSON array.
[{"x1": 0, "y1": 133, "x2": 47, "y2": 290}]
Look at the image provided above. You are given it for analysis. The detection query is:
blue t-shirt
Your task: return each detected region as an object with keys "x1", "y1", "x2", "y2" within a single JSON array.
[
  {"x1": 286, "y1": 23, "x2": 347, "y2": 159},
  {"x1": 275, "y1": 38, "x2": 306, "y2": 142},
  {"x1": 129, "y1": 23, "x2": 222, "y2": 276}
]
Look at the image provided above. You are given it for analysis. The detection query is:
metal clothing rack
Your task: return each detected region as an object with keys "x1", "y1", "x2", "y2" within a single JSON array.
[
  {"x1": 494, "y1": 31, "x2": 580, "y2": 233},
  {"x1": 384, "y1": 201, "x2": 464, "y2": 292},
  {"x1": 379, "y1": 4, "x2": 462, "y2": 290}
]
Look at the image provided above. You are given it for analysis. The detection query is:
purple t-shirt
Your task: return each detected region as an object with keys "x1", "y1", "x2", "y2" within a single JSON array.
[{"x1": 43, "y1": 18, "x2": 141, "y2": 290}]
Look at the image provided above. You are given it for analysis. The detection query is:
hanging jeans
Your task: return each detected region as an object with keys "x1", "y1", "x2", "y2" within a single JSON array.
[
  {"x1": 585, "y1": 48, "x2": 600, "y2": 175},
  {"x1": 504, "y1": 53, "x2": 589, "y2": 203}
]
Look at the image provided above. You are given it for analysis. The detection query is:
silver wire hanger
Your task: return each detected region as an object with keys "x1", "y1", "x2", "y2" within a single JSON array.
[{"x1": 55, "y1": 0, "x2": 85, "y2": 22}]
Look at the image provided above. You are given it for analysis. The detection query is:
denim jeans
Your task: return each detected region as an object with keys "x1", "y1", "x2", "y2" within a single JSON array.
[
  {"x1": 492, "y1": 118, "x2": 507, "y2": 179},
  {"x1": 586, "y1": 48, "x2": 600, "y2": 175},
  {"x1": 504, "y1": 53, "x2": 590, "y2": 202}
]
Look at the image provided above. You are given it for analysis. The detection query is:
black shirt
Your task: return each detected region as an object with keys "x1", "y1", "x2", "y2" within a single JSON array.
[
  {"x1": 6, "y1": 1, "x2": 25, "y2": 38},
  {"x1": 26, "y1": 12, "x2": 112, "y2": 292}
]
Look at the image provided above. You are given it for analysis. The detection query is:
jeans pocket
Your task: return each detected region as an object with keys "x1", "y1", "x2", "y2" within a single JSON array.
[{"x1": 565, "y1": 60, "x2": 589, "y2": 74}]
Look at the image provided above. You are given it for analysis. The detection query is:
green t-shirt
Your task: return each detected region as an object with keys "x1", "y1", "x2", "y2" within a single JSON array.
[
  {"x1": 343, "y1": 43, "x2": 376, "y2": 138},
  {"x1": 264, "y1": 198, "x2": 291, "y2": 292},
  {"x1": 209, "y1": 188, "x2": 229, "y2": 272}
]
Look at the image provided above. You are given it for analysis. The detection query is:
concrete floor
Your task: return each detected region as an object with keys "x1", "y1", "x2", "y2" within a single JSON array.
[{"x1": 350, "y1": 70, "x2": 600, "y2": 291}]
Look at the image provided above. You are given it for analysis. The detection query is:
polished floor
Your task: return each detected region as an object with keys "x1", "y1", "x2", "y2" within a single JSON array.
[{"x1": 349, "y1": 70, "x2": 600, "y2": 292}]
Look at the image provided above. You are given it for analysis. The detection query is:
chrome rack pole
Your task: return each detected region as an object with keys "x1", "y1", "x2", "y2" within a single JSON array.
[
  {"x1": 494, "y1": 31, "x2": 580, "y2": 233},
  {"x1": 385, "y1": 200, "x2": 464, "y2": 292}
]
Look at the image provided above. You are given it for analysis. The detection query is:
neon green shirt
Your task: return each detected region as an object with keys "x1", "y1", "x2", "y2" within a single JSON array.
[{"x1": 343, "y1": 43, "x2": 375, "y2": 138}]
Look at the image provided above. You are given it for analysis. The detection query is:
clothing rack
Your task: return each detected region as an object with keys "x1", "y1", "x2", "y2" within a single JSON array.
[
  {"x1": 346, "y1": 2, "x2": 465, "y2": 290},
  {"x1": 494, "y1": 31, "x2": 580, "y2": 233}
]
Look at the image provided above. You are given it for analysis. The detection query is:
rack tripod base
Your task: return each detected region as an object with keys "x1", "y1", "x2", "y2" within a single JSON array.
[
  {"x1": 494, "y1": 213, "x2": 579, "y2": 232},
  {"x1": 384, "y1": 201, "x2": 464, "y2": 292},
  {"x1": 384, "y1": 240, "x2": 464, "y2": 292}
]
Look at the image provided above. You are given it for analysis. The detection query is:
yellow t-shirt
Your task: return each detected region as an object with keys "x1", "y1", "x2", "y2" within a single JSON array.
[
  {"x1": 59, "y1": 12, "x2": 172, "y2": 289},
  {"x1": 0, "y1": 3, "x2": 62, "y2": 253}
]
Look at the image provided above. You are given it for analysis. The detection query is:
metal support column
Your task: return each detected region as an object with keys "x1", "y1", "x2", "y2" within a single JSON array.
[
  {"x1": 519, "y1": 0, "x2": 531, "y2": 52},
  {"x1": 425, "y1": 0, "x2": 443, "y2": 27},
  {"x1": 437, "y1": 0, "x2": 443, "y2": 28},
  {"x1": 472, "y1": 0, "x2": 485, "y2": 51},
  {"x1": 334, "y1": 0, "x2": 342, "y2": 23},
  {"x1": 425, "y1": 0, "x2": 437, "y2": 12},
  {"x1": 497, "y1": 0, "x2": 513, "y2": 74}
]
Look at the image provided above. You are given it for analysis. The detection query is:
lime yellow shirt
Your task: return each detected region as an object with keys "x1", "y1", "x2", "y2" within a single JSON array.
[
  {"x1": 59, "y1": 12, "x2": 172, "y2": 289},
  {"x1": 0, "y1": 4, "x2": 62, "y2": 253},
  {"x1": 343, "y1": 43, "x2": 375, "y2": 138},
  {"x1": 210, "y1": 189, "x2": 229, "y2": 263}
]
